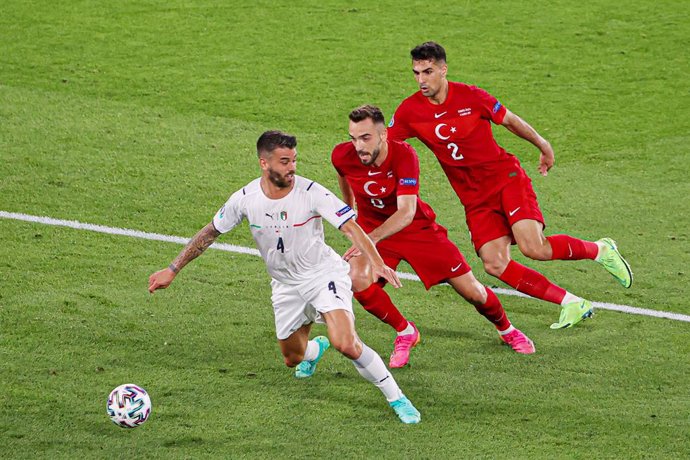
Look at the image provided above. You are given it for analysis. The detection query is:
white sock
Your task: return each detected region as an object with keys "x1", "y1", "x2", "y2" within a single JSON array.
[
  {"x1": 397, "y1": 322, "x2": 414, "y2": 336},
  {"x1": 303, "y1": 339, "x2": 319, "y2": 362},
  {"x1": 352, "y1": 343, "x2": 403, "y2": 402},
  {"x1": 498, "y1": 325, "x2": 515, "y2": 336},
  {"x1": 561, "y1": 292, "x2": 583, "y2": 306}
]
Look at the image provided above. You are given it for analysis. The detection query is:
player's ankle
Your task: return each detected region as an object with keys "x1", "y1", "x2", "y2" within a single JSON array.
[
  {"x1": 561, "y1": 292, "x2": 583, "y2": 306},
  {"x1": 397, "y1": 322, "x2": 415, "y2": 336},
  {"x1": 594, "y1": 241, "x2": 606, "y2": 261}
]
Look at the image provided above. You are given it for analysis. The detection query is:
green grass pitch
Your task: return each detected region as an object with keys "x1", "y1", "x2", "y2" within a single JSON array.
[{"x1": 1, "y1": 0, "x2": 689, "y2": 458}]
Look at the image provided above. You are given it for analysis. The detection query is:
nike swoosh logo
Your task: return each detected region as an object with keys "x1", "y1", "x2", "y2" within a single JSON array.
[
  {"x1": 509, "y1": 207, "x2": 521, "y2": 217},
  {"x1": 434, "y1": 111, "x2": 447, "y2": 118},
  {"x1": 368, "y1": 170, "x2": 382, "y2": 176},
  {"x1": 451, "y1": 263, "x2": 463, "y2": 272}
]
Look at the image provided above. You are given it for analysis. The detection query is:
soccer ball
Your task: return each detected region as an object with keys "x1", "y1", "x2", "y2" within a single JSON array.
[{"x1": 106, "y1": 384, "x2": 152, "y2": 428}]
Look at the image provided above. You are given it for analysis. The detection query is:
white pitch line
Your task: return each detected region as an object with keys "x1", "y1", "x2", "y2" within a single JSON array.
[{"x1": 3, "y1": 210, "x2": 689, "y2": 323}]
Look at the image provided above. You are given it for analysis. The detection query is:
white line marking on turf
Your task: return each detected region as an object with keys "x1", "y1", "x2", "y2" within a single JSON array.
[
  {"x1": 3, "y1": 210, "x2": 689, "y2": 324},
  {"x1": 0, "y1": 211, "x2": 260, "y2": 257}
]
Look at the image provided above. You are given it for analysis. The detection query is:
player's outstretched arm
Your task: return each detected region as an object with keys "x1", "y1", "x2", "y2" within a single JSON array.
[
  {"x1": 148, "y1": 222, "x2": 221, "y2": 293},
  {"x1": 501, "y1": 110, "x2": 555, "y2": 176},
  {"x1": 340, "y1": 219, "x2": 402, "y2": 288}
]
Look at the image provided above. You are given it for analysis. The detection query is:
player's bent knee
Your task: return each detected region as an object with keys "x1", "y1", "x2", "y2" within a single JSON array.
[
  {"x1": 350, "y1": 273, "x2": 372, "y2": 292},
  {"x1": 349, "y1": 269, "x2": 374, "y2": 292},
  {"x1": 464, "y1": 284, "x2": 488, "y2": 305},
  {"x1": 331, "y1": 337, "x2": 360, "y2": 360},
  {"x1": 519, "y1": 243, "x2": 549, "y2": 261},
  {"x1": 336, "y1": 344, "x2": 360, "y2": 360},
  {"x1": 483, "y1": 260, "x2": 506, "y2": 277}
]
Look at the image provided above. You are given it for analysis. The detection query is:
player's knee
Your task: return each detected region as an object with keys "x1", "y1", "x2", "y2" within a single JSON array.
[
  {"x1": 350, "y1": 271, "x2": 372, "y2": 292},
  {"x1": 483, "y1": 259, "x2": 507, "y2": 277},
  {"x1": 463, "y1": 283, "x2": 487, "y2": 306},
  {"x1": 331, "y1": 335, "x2": 360, "y2": 360},
  {"x1": 518, "y1": 241, "x2": 550, "y2": 261},
  {"x1": 349, "y1": 265, "x2": 373, "y2": 292}
]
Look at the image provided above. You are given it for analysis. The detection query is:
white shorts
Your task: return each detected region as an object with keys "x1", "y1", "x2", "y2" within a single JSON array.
[{"x1": 271, "y1": 271, "x2": 354, "y2": 340}]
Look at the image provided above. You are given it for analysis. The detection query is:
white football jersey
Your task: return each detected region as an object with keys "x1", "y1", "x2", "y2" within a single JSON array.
[{"x1": 213, "y1": 176, "x2": 356, "y2": 285}]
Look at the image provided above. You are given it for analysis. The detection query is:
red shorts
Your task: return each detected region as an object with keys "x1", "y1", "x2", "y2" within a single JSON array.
[
  {"x1": 376, "y1": 224, "x2": 471, "y2": 290},
  {"x1": 465, "y1": 169, "x2": 544, "y2": 252}
]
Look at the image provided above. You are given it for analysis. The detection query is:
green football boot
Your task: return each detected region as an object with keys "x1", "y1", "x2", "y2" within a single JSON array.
[
  {"x1": 550, "y1": 300, "x2": 594, "y2": 329},
  {"x1": 596, "y1": 238, "x2": 633, "y2": 288},
  {"x1": 295, "y1": 336, "x2": 330, "y2": 379}
]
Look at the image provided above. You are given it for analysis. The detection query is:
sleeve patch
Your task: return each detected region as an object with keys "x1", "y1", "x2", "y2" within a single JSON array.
[
  {"x1": 335, "y1": 205, "x2": 352, "y2": 217},
  {"x1": 492, "y1": 101, "x2": 502, "y2": 114},
  {"x1": 388, "y1": 115, "x2": 395, "y2": 127},
  {"x1": 399, "y1": 178, "x2": 417, "y2": 186}
]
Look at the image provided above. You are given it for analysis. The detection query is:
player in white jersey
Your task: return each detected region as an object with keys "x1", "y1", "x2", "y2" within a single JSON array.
[{"x1": 148, "y1": 130, "x2": 421, "y2": 424}]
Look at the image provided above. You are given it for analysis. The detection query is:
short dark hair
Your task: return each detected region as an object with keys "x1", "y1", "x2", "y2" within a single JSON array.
[
  {"x1": 256, "y1": 130, "x2": 297, "y2": 158},
  {"x1": 410, "y1": 41, "x2": 446, "y2": 63},
  {"x1": 349, "y1": 105, "x2": 385, "y2": 125}
]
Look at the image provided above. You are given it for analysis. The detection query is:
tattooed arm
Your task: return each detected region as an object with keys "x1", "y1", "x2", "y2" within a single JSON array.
[{"x1": 148, "y1": 222, "x2": 221, "y2": 293}]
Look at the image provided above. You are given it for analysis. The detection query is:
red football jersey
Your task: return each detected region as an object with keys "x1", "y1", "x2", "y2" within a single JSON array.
[
  {"x1": 331, "y1": 139, "x2": 438, "y2": 234},
  {"x1": 388, "y1": 81, "x2": 524, "y2": 207}
]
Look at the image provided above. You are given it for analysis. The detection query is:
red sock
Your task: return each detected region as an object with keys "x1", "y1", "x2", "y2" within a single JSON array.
[
  {"x1": 474, "y1": 286, "x2": 512, "y2": 331},
  {"x1": 353, "y1": 284, "x2": 408, "y2": 332},
  {"x1": 498, "y1": 260, "x2": 566, "y2": 305},
  {"x1": 547, "y1": 234, "x2": 598, "y2": 260}
]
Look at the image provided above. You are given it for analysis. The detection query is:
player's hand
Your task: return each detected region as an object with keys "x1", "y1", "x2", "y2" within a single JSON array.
[
  {"x1": 538, "y1": 142, "x2": 555, "y2": 176},
  {"x1": 148, "y1": 268, "x2": 176, "y2": 293},
  {"x1": 343, "y1": 245, "x2": 362, "y2": 261},
  {"x1": 372, "y1": 263, "x2": 402, "y2": 289}
]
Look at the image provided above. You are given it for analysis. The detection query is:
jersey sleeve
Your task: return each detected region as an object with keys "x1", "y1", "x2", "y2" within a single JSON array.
[
  {"x1": 470, "y1": 85, "x2": 507, "y2": 124},
  {"x1": 387, "y1": 102, "x2": 416, "y2": 141},
  {"x1": 393, "y1": 142, "x2": 421, "y2": 196},
  {"x1": 309, "y1": 181, "x2": 356, "y2": 229},
  {"x1": 212, "y1": 189, "x2": 245, "y2": 234}
]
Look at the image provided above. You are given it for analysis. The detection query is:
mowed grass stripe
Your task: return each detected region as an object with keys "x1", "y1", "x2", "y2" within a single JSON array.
[{"x1": 3, "y1": 209, "x2": 688, "y2": 323}]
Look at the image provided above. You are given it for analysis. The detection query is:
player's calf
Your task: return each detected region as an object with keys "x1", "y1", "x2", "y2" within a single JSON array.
[
  {"x1": 353, "y1": 283, "x2": 409, "y2": 331},
  {"x1": 546, "y1": 234, "x2": 599, "y2": 261},
  {"x1": 282, "y1": 351, "x2": 306, "y2": 368}
]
